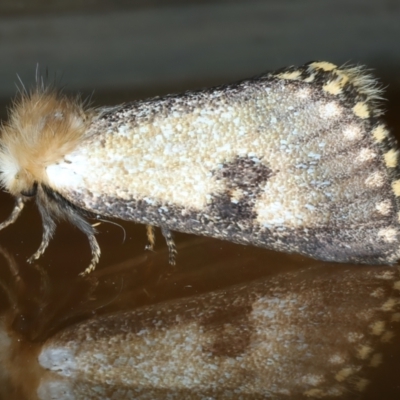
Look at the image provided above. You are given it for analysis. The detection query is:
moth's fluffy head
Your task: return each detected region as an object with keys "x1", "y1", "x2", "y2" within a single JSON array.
[{"x1": 0, "y1": 89, "x2": 89, "y2": 197}]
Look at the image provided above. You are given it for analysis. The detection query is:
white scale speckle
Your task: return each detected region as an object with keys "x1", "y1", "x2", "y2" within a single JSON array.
[
  {"x1": 319, "y1": 102, "x2": 342, "y2": 118},
  {"x1": 357, "y1": 148, "x2": 377, "y2": 163}
]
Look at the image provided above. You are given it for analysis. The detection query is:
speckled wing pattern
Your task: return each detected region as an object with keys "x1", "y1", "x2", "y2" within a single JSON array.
[{"x1": 47, "y1": 61, "x2": 400, "y2": 265}]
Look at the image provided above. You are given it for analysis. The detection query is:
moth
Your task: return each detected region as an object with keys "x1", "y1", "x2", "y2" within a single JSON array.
[{"x1": 0, "y1": 61, "x2": 399, "y2": 274}]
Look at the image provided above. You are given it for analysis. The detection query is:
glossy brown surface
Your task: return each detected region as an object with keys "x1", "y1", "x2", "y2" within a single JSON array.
[{"x1": 0, "y1": 234, "x2": 400, "y2": 399}]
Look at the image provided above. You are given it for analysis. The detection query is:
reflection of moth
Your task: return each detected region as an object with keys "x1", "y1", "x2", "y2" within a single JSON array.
[
  {"x1": 39, "y1": 264, "x2": 400, "y2": 399},
  {"x1": 0, "y1": 241, "x2": 399, "y2": 399},
  {"x1": 1, "y1": 61, "x2": 400, "y2": 274}
]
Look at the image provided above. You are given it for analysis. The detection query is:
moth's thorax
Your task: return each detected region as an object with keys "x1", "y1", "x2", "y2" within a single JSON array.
[{"x1": 0, "y1": 90, "x2": 88, "y2": 196}]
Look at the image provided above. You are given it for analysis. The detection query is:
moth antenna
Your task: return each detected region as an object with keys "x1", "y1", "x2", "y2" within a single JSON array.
[
  {"x1": 0, "y1": 197, "x2": 25, "y2": 232},
  {"x1": 160, "y1": 225, "x2": 177, "y2": 265},
  {"x1": 27, "y1": 202, "x2": 57, "y2": 263},
  {"x1": 95, "y1": 217, "x2": 126, "y2": 244},
  {"x1": 145, "y1": 225, "x2": 156, "y2": 251}
]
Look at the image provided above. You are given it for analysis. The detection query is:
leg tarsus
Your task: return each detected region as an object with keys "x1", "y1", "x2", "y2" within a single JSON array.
[
  {"x1": 145, "y1": 224, "x2": 156, "y2": 251},
  {"x1": 79, "y1": 234, "x2": 101, "y2": 277},
  {"x1": 66, "y1": 212, "x2": 100, "y2": 276},
  {"x1": 160, "y1": 225, "x2": 177, "y2": 265},
  {"x1": 27, "y1": 205, "x2": 56, "y2": 263},
  {"x1": 0, "y1": 197, "x2": 24, "y2": 231}
]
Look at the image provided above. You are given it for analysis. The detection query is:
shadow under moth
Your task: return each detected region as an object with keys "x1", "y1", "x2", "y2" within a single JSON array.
[{"x1": 0, "y1": 61, "x2": 399, "y2": 274}]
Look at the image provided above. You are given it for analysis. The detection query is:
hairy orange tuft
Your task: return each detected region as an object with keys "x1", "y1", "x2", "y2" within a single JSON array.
[{"x1": 0, "y1": 90, "x2": 89, "y2": 196}]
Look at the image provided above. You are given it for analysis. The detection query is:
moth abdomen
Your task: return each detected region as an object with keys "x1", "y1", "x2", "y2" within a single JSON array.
[{"x1": 0, "y1": 61, "x2": 400, "y2": 273}]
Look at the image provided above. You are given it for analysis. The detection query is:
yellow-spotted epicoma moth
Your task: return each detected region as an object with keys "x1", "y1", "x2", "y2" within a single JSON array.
[{"x1": 0, "y1": 61, "x2": 399, "y2": 274}]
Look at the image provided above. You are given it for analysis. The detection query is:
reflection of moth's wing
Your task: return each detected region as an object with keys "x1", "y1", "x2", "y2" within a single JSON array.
[{"x1": 39, "y1": 265, "x2": 400, "y2": 399}]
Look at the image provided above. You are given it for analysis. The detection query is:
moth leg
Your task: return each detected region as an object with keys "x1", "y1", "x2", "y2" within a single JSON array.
[
  {"x1": 66, "y1": 212, "x2": 100, "y2": 276},
  {"x1": 79, "y1": 234, "x2": 101, "y2": 277},
  {"x1": 145, "y1": 224, "x2": 156, "y2": 251},
  {"x1": 0, "y1": 197, "x2": 24, "y2": 231},
  {"x1": 160, "y1": 225, "x2": 177, "y2": 265},
  {"x1": 44, "y1": 198, "x2": 101, "y2": 276},
  {"x1": 27, "y1": 208, "x2": 56, "y2": 263}
]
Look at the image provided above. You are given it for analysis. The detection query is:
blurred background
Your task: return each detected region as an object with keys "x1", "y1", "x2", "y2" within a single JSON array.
[{"x1": 0, "y1": 0, "x2": 399, "y2": 111}]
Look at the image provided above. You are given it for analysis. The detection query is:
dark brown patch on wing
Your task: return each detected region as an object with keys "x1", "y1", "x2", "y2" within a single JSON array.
[
  {"x1": 201, "y1": 304, "x2": 253, "y2": 358},
  {"x1": 213, "y1": 156, "x2": 273, "y2": 193},
  {"x1": 208, "y1": 192, "x2": 257, "y2": 220},
  {"x1": 209, "y1": 156, "x2": 273, "y2": 222}
]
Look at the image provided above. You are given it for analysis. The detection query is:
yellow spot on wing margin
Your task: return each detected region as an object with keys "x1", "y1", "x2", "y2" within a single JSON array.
[
  {"x1": 381, "y1": 298, "x2": 398, "y2": 311},
  {"x1": 370, "y1": 320, "x2": 385, "y2": 336},
  {"x1": 392, "y1": 180, "x2": 400, "y2": 196},
  {"x1": 353, "y1": 102, "x2": 370, "y2": 119},
  {"x1": 323, "y1": 81, "x2": 342, "y2": 95},
  {"x1": 384, "y1": 149, "x2": 398, "y2": 168},
  {"x1": 357, "y1": 345, "x2": 373, "y2": 360},
  {"x1": 310, "y1": 61, "x2": 337, "y2": 71},
  {"x1": 372, "y1": 125, "x2": 388, "y2": 142},
  {"x1": 336, "y1": 73, "x2": 349, "y2": 86},
  {"x1": 303, "y1": 74, "x2": 315, "y2": 83},
  {"x1": 335, "y1": 367, "x2": 354, "y2": 382},
  {"x1": 277, "y1": 70, "x2": 302, "y2": 80}
]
